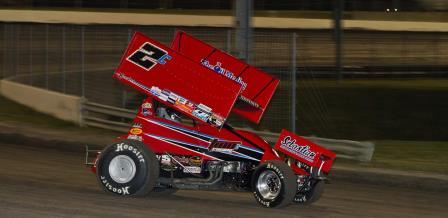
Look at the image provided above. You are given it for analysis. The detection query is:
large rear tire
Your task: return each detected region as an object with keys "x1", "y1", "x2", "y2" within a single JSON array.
[
  {"x1": 96, "y1": 140, "x2": 159, "y2": 196},
  {"x1": 252, "y1": 160, "x2": 296, "y2": 208}
]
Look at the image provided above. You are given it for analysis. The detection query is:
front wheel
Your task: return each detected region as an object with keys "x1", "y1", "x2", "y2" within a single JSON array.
[
  {"x1": 252, "y1": 160, "x2": 296, "y2": 208},
  {"x1": 96, "y1": 140, "x2": 159, "y2": 196}
]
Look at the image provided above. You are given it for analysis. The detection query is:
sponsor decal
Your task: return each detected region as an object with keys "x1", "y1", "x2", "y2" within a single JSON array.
[
  {"x1": 280, "y1": 136, "x2": 316, "y2": 162},
  {"x1": 208, "y1": 139, "x2": 240, "y2": 152},
  {"x1": 159, "y1": 94, "x2": 169, "y2": 102},
  {"x1": 141, "y1": 102, "x2": 153, "y2": 116},
  {"x1": 129, "y1": 128, "x2": 143, "y2": 135},
  {"x1": 197, "y1": 103, "x2": 212, "y2": 113},
  {"x1": 132, "y1": 123, "x2": 142, "y2": 128},
  {"x1": 192, "y1": 106, "x2": 211, "y2": 122},
  {"x1": 174, "y1": 156, "x2": 190, "y2": 165},
  {"x1": 149, "y1": 86, "x2": 162, "y2": 97},
  {"x1": 208, "y1": 114, "x2": 224, "y2": 127},
  {"x1": 183, "y1": 166, "x2": 201, "y2": 174},
  {"x1": 160, "y1": 155, "x2": 193, "y2": 166},
  {"x1": 200, "y1": 59, "x2": 247, "y2": 90},
  {"x1": 147, "y1": 85, "x2": 225, "y2": 128},
  {"x1": 123, "y1": 84, "x2": 225, "y2": 128},
  {"x1": 210, "y1": 148, "x2": 231, "y2": 152},
  {"x1": 175, "y1": 100, "x2": 193, "y2": 113},
  {"x1": 167, "y1": 97, "x2": 176, "y2": 104},
  {"x1": 189, "y1": 156, "x2": 202, "y2": 166},
  {"x1": 161, "y1": 90, "x2": 170, "y2": 96},
  {"x1": 168, "y1": 92, "x2": 179, "y2": 103},
  {"x1": 127, "y1": 42, "x2": 172, "y2": 71},
  {"x1": 115, "y1": 143, "x2": 145, "y2": 163},
  {"x1": 177, "y1": 97, "x2": 187, "y2": 105},
  {"x1": 127, "y1": 134, "x2": 142, "y2": 141},
  {"x1": 142, "y1": 108, "x2": 152, "y2": 116},
  {"x1": 142, "y1": 102, "x2": 152, "y2": 109},
  {"x1": 100, "y1": 176, "x2": 130, "y2": 195},
  {"x1": 115, "y1": 73, "x2": 152, "y2": 93}
]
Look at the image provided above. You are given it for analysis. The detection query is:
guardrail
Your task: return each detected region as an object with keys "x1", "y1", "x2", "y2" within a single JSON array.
[
  {"x1": 82, "y1": 100, "x2": 375, "y2": 162},
  {"x1": 82, "y1": 101, "x2": 136, "y2": 132}
]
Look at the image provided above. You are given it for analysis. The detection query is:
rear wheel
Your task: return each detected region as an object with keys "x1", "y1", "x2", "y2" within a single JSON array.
[
  {"x1": 96, "y1": 140, "x2": 159, "y2": 196},
  {"x1": 294, "y1": 179, "x2": 325, "y2": 205},
  {"x1": 252, "y1": 161, "x2": 296, "y2": 208}
]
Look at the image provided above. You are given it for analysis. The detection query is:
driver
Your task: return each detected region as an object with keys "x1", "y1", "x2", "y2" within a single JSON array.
[{"x1": 156, "y1": 106, "x2": 181, "y2": 123}]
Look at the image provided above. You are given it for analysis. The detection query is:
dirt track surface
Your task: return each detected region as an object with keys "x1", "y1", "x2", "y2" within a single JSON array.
[{"x1": 0, "y1": 142, "x2": 447, "y2": 218}]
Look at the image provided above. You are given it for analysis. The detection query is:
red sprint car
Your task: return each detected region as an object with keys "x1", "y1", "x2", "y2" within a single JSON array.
[{"x1": 87, "y1": 31, "x2": 336, "y2": 208}]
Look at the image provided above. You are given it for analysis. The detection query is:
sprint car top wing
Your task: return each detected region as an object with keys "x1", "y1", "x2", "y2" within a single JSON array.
[
  {"x1": 113, "y1": 32, "x2": 242, "y2": 129},
  {"x1": 171, "y1": 31, "x2": 280, "y2": 124}
]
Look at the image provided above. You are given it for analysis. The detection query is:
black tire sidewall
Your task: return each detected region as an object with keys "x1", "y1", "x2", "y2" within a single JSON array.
[
  {"x1": 252, "y1": 161, "x2": 296, "y2": 208},
  {"x1": 294, "y1": 179, "x2": 325, "y2": 204},
  {"x1": 96, "y1": 140, "x2": 156, "y2": 196}
]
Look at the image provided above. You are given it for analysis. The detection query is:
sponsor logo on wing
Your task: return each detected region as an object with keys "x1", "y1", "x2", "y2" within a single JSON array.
[
  {"x1": 200, "y1": 59, "x2": 247, "y2": 90},
  {"x1": 280, "y1": 136, "x2": 316, "y2": 162}
]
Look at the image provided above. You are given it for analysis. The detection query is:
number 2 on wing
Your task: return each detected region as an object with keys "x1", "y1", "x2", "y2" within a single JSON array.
[{"x1": 127, "y1": 42, "x2": 171, "y2": 71}]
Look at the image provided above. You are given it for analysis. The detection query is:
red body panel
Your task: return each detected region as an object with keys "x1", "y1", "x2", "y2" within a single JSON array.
[
  {"x1": 171, "y1": 31, "x2": 279, "y2": 124},
  {"x1": 114, "y1": 32, "x2": 242, "y2": 129}
]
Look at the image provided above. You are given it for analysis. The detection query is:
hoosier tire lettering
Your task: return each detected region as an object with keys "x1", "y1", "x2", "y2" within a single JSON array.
[
  {"x1": 253, "y1": 191, "x2": 270, "y2": 207},
  {"x1": 100, "y1": 176, "x2": 130, "y2": 195},
  {"x1": 115, "y1": 143, "x2": 145, "y2": 163},
  {"x1": 266, "y1": 163, "x2": 285, "y2": 180}
]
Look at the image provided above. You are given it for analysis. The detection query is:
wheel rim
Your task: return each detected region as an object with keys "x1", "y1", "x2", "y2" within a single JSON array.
[
  {"x1": 256, "y1": 170, "x2": 282, "y2": 200},
  {"x1": 108, "y1": 155, "x2": 137, "y2": 184}
]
